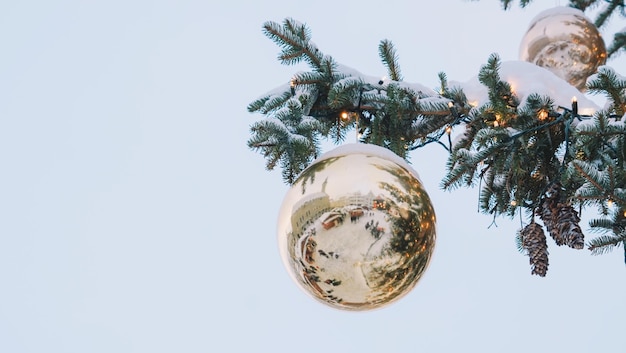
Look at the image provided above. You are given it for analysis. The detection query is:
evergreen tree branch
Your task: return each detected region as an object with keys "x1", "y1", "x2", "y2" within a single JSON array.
[
  {"x1": 499, "y1": 0, "x2": 534, "y2": 10},
  {"x1": 572, "y1": 160, "x2": 606, "y2": 193},
  {"x1": 247, "y1": 90, "x2": 293, "y2": 114},
  {"x1": 588, "y1": 233, "x2": 626, "y2": 255},
  {"x1": 607, "y1": 31, "x2": 626, "y2": 58},
  {"x1": 379, "y1": 39, "x2": 403, "y2": 82},
  {"x1": 570, "y1": 0, "x2": 603, "y2": 12},
  {"x1": 249, "y1": 12, "x2": 626, "y2": 272},
  {"x1": 586, "y1": 66, "x2": 626, "y2": 115},
  {"x1": 262, "y1": 18, "x2": 324, "y2": 69},
  {"x1": 594, "y1": 0, "x2": 622, "y2": 28}
]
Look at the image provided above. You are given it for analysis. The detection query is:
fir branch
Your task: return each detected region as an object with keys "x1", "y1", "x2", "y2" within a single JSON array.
[
  {"x1": 515, "y1": 228, "x2": 526, "y2": 254},
  {"x1": 327, "y1": 77, "x2": 365, "y2": 110},
  {"x1": 586, "y1": 67, "x2": 626, "y2": 115},
  {"x1": 379, "y1": 39, "x2": 403, "y2": 82},
  {"x1": 247, "y1": 99, "x2": 321, "y2": 183},
  {"x1": 247, "y1": 6, "x2": 626, "y2": 275},
  {"x1": 572, "y1": 160, "x2": 606, "y2": 192},
  {"x1": 594, "y1": 0, "x2": 622, "y2": 28},
  {"x1": 607, "y1": 31, "x2": 626, "y2": 58},
  {"x1": 499, "y1": 0, "x2": 534, "y2": 10},
  {"x1": 292, "y1": 71, "x2": 334, "y2": 90},
  {"x1": 587, "y1": 206, "x2": 626, "y2": 256},
  {"x1": 589, "y1": 217, "x2": 617, "y2": 231},
  {"x1": 569, "y1": 0, "x2": 603, "y2": 12},
  {"x1": 438, "y1": 72, "x2": 448, "y2": 95},
  {"x1": 478, "y1": 54, "x2": 502, "y2": 93},
  {"x1": 247, "y1": 90, "x2": 293, "y2": 114},
  {"x1": 441, "y1": 144, "x2": 496, "y2": 190},
  {"x1": 588, "y1": 233, "x2": 626, "y2": 255},
  {"x1": 262, "y1": 18, "x2": 324, "y2": 70}
]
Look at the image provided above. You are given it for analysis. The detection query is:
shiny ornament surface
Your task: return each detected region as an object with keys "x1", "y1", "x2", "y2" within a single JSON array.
[
  {"x1": 519, "y1": 6, "x2": 606, "y2": 91},
  {"x1": 277, "y1": 143, "x2": 436, "y2": 311}
]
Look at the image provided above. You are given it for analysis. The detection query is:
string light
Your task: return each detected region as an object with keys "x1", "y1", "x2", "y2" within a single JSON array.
[
  {"x1": 447, "y1": 101, "x2": 459, "y2": 118},
  {"x1": 538, "y1": 110, "x2": 548, "y2": 120},
  {"x1": 339, "y1": 111, "x2": 361, "y2": 142},
  {"x1": 510, "y1": 200, "x2": 517, "y2": 206},
  {"x1": 571, "y1": 96, "x2": 578, "y2": 116}
]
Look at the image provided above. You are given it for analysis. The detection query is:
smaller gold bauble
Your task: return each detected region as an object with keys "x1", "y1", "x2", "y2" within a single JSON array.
[{"x1": 519, "y1": 6, "x2": 606, "y2": 91}]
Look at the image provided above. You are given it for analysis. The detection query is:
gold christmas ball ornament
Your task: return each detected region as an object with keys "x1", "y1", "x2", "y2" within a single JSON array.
[
  {"x1": 519, "y1": 6, "x2": 606, "y2": 91},
  {"x1": 277, "y1": 143, "x2": 436, "y2": 311}
]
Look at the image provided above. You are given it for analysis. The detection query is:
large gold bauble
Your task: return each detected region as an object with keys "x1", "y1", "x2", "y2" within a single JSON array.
[
  {"x1": 277, "y1": 144, "x2": 436, "y2": 311},
  {"x1": 519, "y1": 6, "x2": 606, "y2": 91}
]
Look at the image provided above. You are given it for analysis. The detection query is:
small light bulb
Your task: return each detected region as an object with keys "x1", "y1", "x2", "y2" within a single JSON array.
[
  {"x1": 290, "y1": 79, "x2": 296, "y2": 95},
  {"x1": 538, "y1": 110, "x2": 548, "y2": 120},
  {"x1": 608, "y1": 199, "x2": 614, "y2": 207},
  {"x1": 510, "y1": 200, "x2": 517, "y2": 206},
  {"x1": 445, "y1": 125, "x2": 452, "y2": 134},
  {"x1": 571, "y1": 96, "x2": 578, "y2": 116},
  {"x1": 340, "y1": 112, "x2": 349, "y2": 120},
  {"x1": 448, "y1": 101, "x2": 454, "y2": 108},
  {"x1": 493, "y1": 120, "x2": 499, "y2": 127}
]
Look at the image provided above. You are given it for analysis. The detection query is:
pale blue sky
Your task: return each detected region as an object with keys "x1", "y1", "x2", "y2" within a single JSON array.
[{"x1": 0, "y1": 1, "x2": 624, "y2": 352}]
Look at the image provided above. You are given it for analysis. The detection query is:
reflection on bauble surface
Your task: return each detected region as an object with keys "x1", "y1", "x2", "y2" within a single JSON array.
[{"x1": 277, "y1": 144, "x2": 436, "y2": 311}]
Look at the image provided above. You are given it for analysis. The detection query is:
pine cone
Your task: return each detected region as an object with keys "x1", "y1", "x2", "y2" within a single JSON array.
[
  {"x1": 555, "y1": 203, "x2": 585, "y2": 249},
  {"x1": 520, "y1": 223, "x2": 549, "y2": 277},
  {"x1": 544, "y1": 182, "x2": 562, "y2": 199},
  {"x1": 538, "y1": 198, "x2": 564, "y2": 246},
  {"x1": 537, "y1": 183, "x2": 565, "y2": 246}
]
